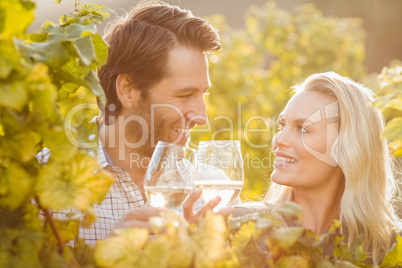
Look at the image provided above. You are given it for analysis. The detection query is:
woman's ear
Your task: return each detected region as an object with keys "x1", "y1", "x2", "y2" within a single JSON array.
[{"x1": 115, "y1": 74, "x2": 141, "y2": 109}]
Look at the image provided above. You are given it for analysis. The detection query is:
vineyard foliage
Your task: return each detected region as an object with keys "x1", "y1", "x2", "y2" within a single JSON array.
[
  {"x1": 375, "y1": 64, "x2": 402, "y2": 157},
  {"x1": 0, "y1": 0, "x2": 113, "y2": 267},
  {"x1": 1, "y1": 0, "x2": 402, "y2": 267}
]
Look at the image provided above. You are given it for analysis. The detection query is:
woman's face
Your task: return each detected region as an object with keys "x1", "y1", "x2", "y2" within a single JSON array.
[{"x1": 271, "y1": 90, "x2": 343, "y2": 190}]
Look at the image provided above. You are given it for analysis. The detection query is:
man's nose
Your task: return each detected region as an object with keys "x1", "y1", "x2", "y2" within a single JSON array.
[{"x1": 186, "y1": 97, "x2": 207, "y2": 126}]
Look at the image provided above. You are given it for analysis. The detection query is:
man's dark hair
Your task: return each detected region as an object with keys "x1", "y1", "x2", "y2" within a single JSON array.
[{"x1": 98, "y1": 0, "x2": 221, "y2": 124}]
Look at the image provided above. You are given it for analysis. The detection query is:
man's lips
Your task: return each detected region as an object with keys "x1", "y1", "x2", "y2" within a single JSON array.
[{"x1": 173, "y1": 127, "x2": 191, "y2": 135}]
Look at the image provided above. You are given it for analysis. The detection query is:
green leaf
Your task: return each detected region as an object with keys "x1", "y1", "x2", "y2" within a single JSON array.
[
  {"x1": 91, "y1": 33, "x2": 109, "y2": 66},
  {"x1": 328, "y1": 220, "x2": 341, "y2": 235},
  {"x1": 59, "y1": 14, "x2": 80, "y2": 26},
  {"x1": 316, "y1": 258, "x2": 335, "y2": 268},
  {"x1": 73, "y1": 36, "x2": 97, "y2": 66},
  {"x1": 0, "y1": 161, "x2": 34, "y2": 210},
  {"x1": 27, "y1": 33, "x2": 48, "y2": 42},
  {"x1": 40, "y1": 245, "x2": 71, "y2": 268},
  {"x1": 149, "y1": 211, "x2": 192, "y2": 268},
  {"x1": 73, "y1": 239, "x2": 96, "y2": 267},
  {"x1": 40, "y1": 129, "x2": 78, "y2": 162},
  {"x1": 79, "y1": 4, "x2": 112, "y2": 22},
  {"x1": 44, "y1": 213, "x2": 80, "y2": 243},
  {"x1": 334, "y1": 260, "x2": 360, "y2": 268},
  {"x1": 276, "y1": 256, "x2": 310, "y2": 268},
  {"x1": 381, "y1": 235, "x2": 402, "y2": 267},
  {"x1": 388, "y1": 140, "x2": 402, "y2": 157},
  {"x1": 231, "y1": 220, "x2": 262, "y2": 250},
  {"x1": 136, "y1": 234, "x2": 170, "y2": 268},
  {"x1": 0, "y1": 115, "x2": 39, "y2": 162},
  {"x1": 26, "y1": 64, "x2": 59, "y2": 120},
  {"x1": 270, "y1": 227, "x2": 304, "y2": 250},
  {"x1": 0, "y1": 40, "x2": 20, "y2": 79},
  {"x1": 0, "y1": 0, "x2": 35, "y2": 39},
  {"x1": 384, "y1": 117, "x2": 402, "y2": 141},
  {"x1": 0, "y1": 80, "x2": 27, "y2": 111},
  {"x1": 333, "y1": 243, "x2": 352, "y2": 262},
  {"x1": 15, "y1": 39, "x2": 72, "y2": 69},
  {"x1": 276, "y1": 201, "x2": 303, "y2": 225},
  {"x1": 350, "y1": 234, "x2": 367, "y2": 265},
  {"x1": 0, "y1": 204, "x2": 43, "y2": 268},
  {"x1": 63, "y1": 21, "x2": 97, "y2": 37},
  {"x1": 84, "y1": 69, "x2": 106, "y2": 103},
  {"x1": 94, "y1": 228, "x2": 149, "y2": 268},
  {"x1": 36, "y1": 152, "x2": 114, "y2": 210},
  {"x1": 192, "y1": 212, "x2": 229, "y2": 268}
]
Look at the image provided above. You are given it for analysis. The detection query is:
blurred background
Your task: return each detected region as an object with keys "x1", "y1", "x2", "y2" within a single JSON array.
[
  {"x1": 29, "y1": 0, "x2": 402, "y2": 201},
  {"x1": 30, "y1": 0, "x2": 402, "y2": 73}
]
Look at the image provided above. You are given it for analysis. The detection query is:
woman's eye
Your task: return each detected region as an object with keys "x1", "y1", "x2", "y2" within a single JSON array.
[
  {"x1": 300, "y1": 126, "x2": 308, "y2": 133},
  {"x1": 179, "y1": 94, "x2": 192, "y2": 98}
]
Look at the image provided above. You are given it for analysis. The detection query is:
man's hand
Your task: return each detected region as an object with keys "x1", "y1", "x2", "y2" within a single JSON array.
[
  {"x1": 183, "y1": 189, "x2": 234, "y2": 224},
  {"x1": 111, "y1": 207, "x2": 167, "y2": 233}
]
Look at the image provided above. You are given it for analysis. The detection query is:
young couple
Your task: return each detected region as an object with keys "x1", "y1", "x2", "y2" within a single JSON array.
[{"x1": 57, "y1": 1, "x2": 401, "y2": 264}]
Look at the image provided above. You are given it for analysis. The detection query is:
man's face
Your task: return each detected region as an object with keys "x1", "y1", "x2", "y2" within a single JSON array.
[{"x1": 127, "y1": 46, "x2": 210, "y2": 158}]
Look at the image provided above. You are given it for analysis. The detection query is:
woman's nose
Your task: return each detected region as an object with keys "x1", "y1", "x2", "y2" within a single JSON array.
[{"x1": 272, "y1": 128, "x2": 290, "y2": 149}]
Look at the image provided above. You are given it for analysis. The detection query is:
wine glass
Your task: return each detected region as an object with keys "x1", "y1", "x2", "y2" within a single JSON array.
[
  {"x1": 144, "y1": 141, "x2": 197, "y2": 210},
  {"x1": 196, "y1": 140, "x2": 244, "y2": 212}
]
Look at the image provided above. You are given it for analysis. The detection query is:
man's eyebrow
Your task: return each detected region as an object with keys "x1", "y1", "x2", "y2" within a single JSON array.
[{"x1": 175, "y1": 84, "x2": 211, "y2": 92}]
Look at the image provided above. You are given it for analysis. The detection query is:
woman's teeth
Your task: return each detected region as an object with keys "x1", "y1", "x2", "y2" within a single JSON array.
[{"x1": 276, "y1": 156, "x2": 296, "y2": 163}]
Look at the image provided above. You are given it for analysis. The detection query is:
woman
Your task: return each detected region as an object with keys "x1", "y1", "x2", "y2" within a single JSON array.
[{"x1": 236, "y1": 72, "x2": 401, "y2": 264}]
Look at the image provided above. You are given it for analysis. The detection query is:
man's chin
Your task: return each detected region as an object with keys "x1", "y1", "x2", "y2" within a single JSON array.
[{"x1": 163, "y1": 133, "x2": 191, "y2": 147}]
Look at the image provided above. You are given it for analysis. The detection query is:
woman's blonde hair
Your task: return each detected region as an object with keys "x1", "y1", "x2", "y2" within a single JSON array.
[{"x1": 264, "y1": 72, "x2": 401, "y2": 264}]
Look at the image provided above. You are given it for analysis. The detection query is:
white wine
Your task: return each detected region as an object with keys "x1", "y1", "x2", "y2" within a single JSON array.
[
  {"x1": 194, "y1": 180, "x2": 243, "y2": 210},
  {"x1": 145, "y1": 186, "x2": 192, "y2": 209}
]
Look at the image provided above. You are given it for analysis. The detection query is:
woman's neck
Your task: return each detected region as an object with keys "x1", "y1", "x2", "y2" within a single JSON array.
[{"x1": 292, "y1": 183, "x2": 343, "y2": 235}]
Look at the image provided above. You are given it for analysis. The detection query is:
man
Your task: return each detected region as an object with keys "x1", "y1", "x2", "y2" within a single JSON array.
[{"x1": 63, "y1": 1, "x2": 229, "y2": 246}]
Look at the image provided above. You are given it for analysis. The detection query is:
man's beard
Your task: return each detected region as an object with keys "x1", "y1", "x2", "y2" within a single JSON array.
[{"x1": 125, "y1": 100, "x2": 169, "y2": 160}]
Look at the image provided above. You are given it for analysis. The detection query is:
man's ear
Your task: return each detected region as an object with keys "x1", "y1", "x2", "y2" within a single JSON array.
[{"x1": 116, "y1": 74, "x2": 141, "y2": 108}]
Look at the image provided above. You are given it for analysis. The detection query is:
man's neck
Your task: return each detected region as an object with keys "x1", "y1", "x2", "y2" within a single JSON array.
[{"x1": 98, "y1": 119, "x2": 148, "y2": 188}]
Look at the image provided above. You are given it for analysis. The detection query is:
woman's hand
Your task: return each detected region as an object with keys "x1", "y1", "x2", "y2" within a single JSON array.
[{"x1": 182, "y1": 189, "x2": 234, "y2": 224}]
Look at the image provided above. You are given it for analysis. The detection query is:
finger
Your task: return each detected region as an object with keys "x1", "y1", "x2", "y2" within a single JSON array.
[
  {"x1": 183, "y1": 189, "x2": 203, "y2": 219},
  {"x1": 126, "y1": 207, "x2": 167, "y2": 221},
  {"x1": 193, "y1": 196, "x2": 222, "y2": 219},
  {"x1": 119, "y1": 219, "x2": 152, "y2": 229},
  {"x1": 217, "y1": 206, "x2": 234, "y2": 216}
]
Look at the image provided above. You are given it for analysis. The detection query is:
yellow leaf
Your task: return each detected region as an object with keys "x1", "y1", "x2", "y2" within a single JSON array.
[
  {"x1": 231, "y1": 220, "x2": 262, "y2": 250},
  {"x1": 95, "y1": 228, "x2": 149, "y2": 268},
  {"x1": 381, "y1": 235, "x2": 402, "y2": 267},
  {"x1": 276, "y1": 256, "x2": 310, "y2": 268},
  {"x1": 36, "y1": 152, "x2": 114, "y2": 211},
  {"x1": 192, "y1": 212, "x2": 229, "y2": 268}
]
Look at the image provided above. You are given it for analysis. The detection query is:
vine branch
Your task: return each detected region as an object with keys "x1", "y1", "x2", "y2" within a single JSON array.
[
  {"x1": 36, "y1": 197, "x2": 80, "y2": 267},
  {"x1": 73, "y1": 0, "x2": 81, "y2": 14}
]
